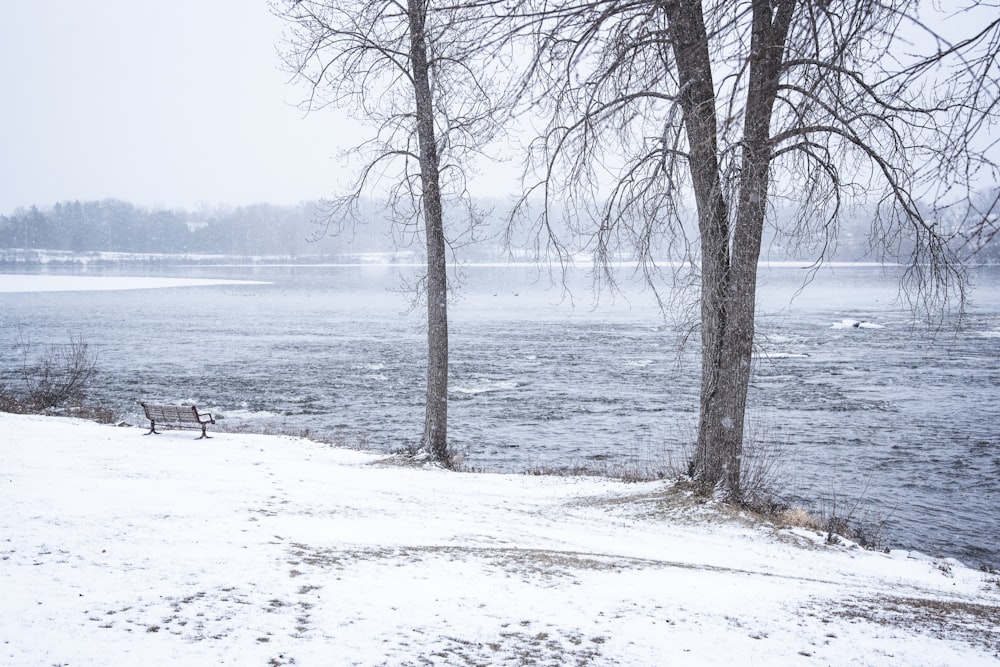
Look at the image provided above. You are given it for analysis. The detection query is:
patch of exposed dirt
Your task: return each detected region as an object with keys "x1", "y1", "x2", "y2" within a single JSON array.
[
  {"x1": 822, "y1": 595, "x2": 1000, "y2": 655},
  {"x1": 427, "y1": 624, "x2": 611, "y2": 667}
]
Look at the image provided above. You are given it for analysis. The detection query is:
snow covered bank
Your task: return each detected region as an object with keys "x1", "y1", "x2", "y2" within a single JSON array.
[
  {"x1": 1, "y1": 412, "x2": 997, "y2": 665},
  {"x1": 0, "y1": 274, "x2": 268, "y2": 293}
]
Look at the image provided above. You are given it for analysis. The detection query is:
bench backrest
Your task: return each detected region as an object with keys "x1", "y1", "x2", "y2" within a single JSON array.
[{"x1": 141, "y1": 403, "x2": 202, "y2": 423}]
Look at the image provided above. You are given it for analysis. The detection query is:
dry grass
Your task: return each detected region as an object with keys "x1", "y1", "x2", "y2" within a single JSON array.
[{"x1": 779, "y1": 506, "x2": 825, "y2": 532}]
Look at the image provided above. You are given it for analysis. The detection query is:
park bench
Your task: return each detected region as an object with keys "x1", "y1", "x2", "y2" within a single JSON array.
[{"x1": 140, "y1": 402, "x2": 215, "y2": 440}]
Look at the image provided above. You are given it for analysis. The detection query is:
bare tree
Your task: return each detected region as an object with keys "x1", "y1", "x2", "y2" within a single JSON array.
[
  {"x1": 275, "y1": 0, "x2": 507, "y2": 465},
  {"x1": 491, "y1": 0, "x2": 999, "y2": 498}
]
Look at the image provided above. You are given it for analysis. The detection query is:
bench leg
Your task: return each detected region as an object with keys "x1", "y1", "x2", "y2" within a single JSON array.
[
  {"x1": 144, "y1": 420, "x2": 160, "y2": 435},
  {"x1": 196, "y1": 425, "x2": 211, "y2": 440}
]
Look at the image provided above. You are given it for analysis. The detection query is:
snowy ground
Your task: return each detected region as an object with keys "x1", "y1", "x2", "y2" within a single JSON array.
[
  {"x1": 0, "y1": 274, "x2": 267, "y2": 293},
  {"x1": 1, "y1": 412, "x2": 997, "y2": 666}
]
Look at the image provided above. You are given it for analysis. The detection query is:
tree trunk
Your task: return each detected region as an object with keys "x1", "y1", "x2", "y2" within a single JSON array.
[
  {"x1": 716, "y1": 0, "x2": 793, "y2": 499},
  {"x1": 663, "y1": 0, "x2": 733, "y2": 493},
  {"x1": 407, "y1": 0, "x2": 450, "y2": 464},
  {"x1": 665, "y1": 0, "x2": 792, "y2": 498}
]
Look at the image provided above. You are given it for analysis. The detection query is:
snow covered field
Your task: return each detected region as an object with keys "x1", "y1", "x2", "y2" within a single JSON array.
[
  {"x1": 0, "y1": 274, "x2": 267, "y2": 293},
  {"x1": 1, "y1": 412, "x2": 997, "y2": 666}
]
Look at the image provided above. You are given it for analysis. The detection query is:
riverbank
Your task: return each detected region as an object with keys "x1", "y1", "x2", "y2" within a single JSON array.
[{"x1": 1, "y1": 412, "x2": 997, "y2": 665}]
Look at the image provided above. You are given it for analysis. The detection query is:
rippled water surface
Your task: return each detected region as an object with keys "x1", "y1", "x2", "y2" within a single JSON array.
[{"x1": 2, "y1": 262, "x2": 998, "y2": 566}]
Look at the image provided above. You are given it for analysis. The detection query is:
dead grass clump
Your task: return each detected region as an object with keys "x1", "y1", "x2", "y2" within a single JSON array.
[
  {"x1": 515, "y1": 434, "x2": 689, "y2": 483},
  {"x1": 327, "y1": 427, "x2": 371, "y2": 451},
  {"x1": 214, "y1": 422, "x2": 377, "y2": 454},
  {"x1": 780, "y1": 506, "x2": 825, "y2": 531},
  {"x1": 978, "y1": 564, "x2": 1000, "y2": 594}
]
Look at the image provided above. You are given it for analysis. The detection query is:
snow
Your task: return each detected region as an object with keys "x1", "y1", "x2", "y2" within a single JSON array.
[
  {"x1": 452, "y1": 379, "x2": 522, "y2": 395},
  {"x1": 0, "y1": 274, "x2": 268, "y2": 293},
  {"x1": 832, "y1": 318, "x2": 886, "y2": 329},
  {"x1": 2, "y1": 412, "x2": 997, "y2": 666}
]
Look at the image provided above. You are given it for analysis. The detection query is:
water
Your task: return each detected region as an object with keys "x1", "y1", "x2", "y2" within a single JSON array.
[{"x1": 1, "y1": 262, "x2": 998, "y2": 567}]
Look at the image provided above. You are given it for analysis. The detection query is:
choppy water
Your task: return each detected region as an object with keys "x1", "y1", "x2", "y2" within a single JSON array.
[{"x1": 1, "y1": 262, "x2": 998, "y2": 567}]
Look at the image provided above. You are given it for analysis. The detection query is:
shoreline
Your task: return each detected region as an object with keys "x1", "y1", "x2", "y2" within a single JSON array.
[{"x1": 12, "y1": 404, "x2": 994, "y2": 570}]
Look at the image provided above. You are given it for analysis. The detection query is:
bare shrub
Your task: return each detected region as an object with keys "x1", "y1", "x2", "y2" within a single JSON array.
[
  {"x1": 735, "y1": 421, "x2": 791, "y2": 513},
  {"x1": 0, "y1": 384, "x2": 26, "y2": 413},
  {"x1": 1, "y1": 334, "x2": 99, "y2": 414},
  {"x1": 603, "y1": 436, "x2": 681, "y2": 482},
  {"x1": 819, "y1": 484, "x2": 893, "y2": 552},
  {"x1": 24, "y1": 336, "x2": 98, "y2": 409},
  {"x1": 681, "y1": 417, "x2": 790, "y2": 513},
  {"x1": 673, "y1": 417, "x2": 796, "y2": 517}
]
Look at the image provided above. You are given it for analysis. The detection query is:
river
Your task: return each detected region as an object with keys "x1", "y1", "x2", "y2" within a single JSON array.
[{"x1": 1, "y1": 261, "x2": 997, "y2": 567}]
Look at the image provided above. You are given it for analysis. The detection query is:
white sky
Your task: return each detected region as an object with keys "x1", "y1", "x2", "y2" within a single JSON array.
[
  {"x1": 0, "y1": 0, "x2": 366, "y2": 214},
  {"x1": 1, "y1": 2, "x2": 994, "y2": 217}
]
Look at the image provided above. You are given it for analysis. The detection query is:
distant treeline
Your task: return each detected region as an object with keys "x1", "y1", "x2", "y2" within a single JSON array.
[
  {"x1": 0, "y1": 198, "x2": 518, "y2": 262},
  {"x1": 0, "y1": 200, "x2": 344, "y2": 258},
  {"x1": 1, "y1": 196, "x2": 996, "y2": 263}
]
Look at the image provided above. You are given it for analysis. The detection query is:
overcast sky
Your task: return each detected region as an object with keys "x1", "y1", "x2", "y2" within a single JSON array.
[
  {"x1": 2, "y1": 2, "x2": 995, "y2": 217},
  {"x1": 0, "y1": 0, "x2": 370, "y2": 215}
]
